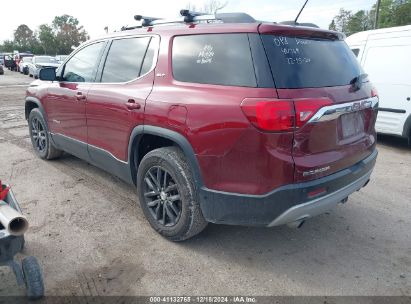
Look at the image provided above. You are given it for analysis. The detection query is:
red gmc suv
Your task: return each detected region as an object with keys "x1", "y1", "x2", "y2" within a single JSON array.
[{"x1": 25, "y1": 11, "x2": 378, "y2": 241}]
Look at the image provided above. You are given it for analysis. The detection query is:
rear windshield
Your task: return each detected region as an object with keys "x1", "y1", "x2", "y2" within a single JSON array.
[{"x1": 261, "y1": 35, "x2": 363, "y2": 89}]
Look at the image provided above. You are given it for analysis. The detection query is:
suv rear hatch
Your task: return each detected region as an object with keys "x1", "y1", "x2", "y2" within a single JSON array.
[{"x1": 259, "y1": 25, "x2": 378, "y2": 182}]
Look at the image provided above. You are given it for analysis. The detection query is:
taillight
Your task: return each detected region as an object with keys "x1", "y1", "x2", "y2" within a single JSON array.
[
  {"x1": 241, "y1": 98, "x2": 333, "y2": 132},
  {"x1": 294, "y1": 98, "x2": 333, "y2": 128},
  {"x1": 240, "y1": 98, "x2": 295, "y2": 132}
]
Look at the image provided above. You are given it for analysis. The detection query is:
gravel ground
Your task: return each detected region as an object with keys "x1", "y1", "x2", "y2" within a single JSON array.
[{"x1": 0, "y1": 69, "x2": 410, "y2": 297}]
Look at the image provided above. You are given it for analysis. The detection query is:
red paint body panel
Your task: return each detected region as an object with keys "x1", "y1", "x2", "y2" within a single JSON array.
[
  {"x1": 86, "y1": 70, "x2": 155, "y2": 161},
  {"x1": 45, "y1": 82, "x2": 89, "y2": 143}
]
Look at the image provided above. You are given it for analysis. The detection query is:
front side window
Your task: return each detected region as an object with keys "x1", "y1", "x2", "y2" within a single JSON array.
[
  {"x1": 172, "y1": 34, "x2": 257, "y2": 87},
  {"x1": 101, "y1": 37, "x2": 152, "y2": 83},
  {"x1": 63, "y1": 41, "x2": 105, "y2": 83}
]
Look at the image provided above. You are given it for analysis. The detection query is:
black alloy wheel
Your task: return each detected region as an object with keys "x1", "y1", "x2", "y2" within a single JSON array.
[
  {"x1": 30, "y1": 117, "x2": 47, "y2": 153},
  {"x1": 143, "y1": 166, "x2": 182, "y2": 227}
]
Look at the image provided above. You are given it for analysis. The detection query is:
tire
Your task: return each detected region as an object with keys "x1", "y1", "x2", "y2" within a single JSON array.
[
  {"x1": 28, "y1": 108, "x2": 62, "y2": 160},
  {"x1": 22, "y1": 256, "x2": 45, "y2": 300},
  {"x1": 137, "y1": 147, "x2": 208, "y2": 241}
]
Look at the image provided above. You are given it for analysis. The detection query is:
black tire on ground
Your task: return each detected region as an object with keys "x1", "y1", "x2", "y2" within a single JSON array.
[
  {"x1": 28, "y1": 108, "x2": 63, "y2": 160},
  {"x1": 22, "y1": 256, "x2": 45, "y2": 300},
  {"x1": 137, "y1": 147, "x2": 208, "y2": 241}
]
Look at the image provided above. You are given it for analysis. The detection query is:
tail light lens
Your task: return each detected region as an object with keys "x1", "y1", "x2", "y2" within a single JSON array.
[
  {"x1": 240, "y1": 99, "x2": 295, "y2": 132},
  {"x1": 241, "y1": 98, "x2": 333, "y2": 132},
  {"x1": 294, "y1": 98, "x2": 333, "y2": 128}
]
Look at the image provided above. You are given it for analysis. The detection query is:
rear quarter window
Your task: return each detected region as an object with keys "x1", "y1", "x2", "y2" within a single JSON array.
[
  {"x1": 261, "y1": 35, "x2": 363, "y2": 89},
  {"x1": 172, "y1": 34, "x2": 257, "y2": 87}
]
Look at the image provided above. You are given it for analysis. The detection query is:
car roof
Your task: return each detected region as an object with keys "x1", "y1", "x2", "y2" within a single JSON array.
[{"x1": 90, "y1": 22, "x2": 342, "y2": 42}]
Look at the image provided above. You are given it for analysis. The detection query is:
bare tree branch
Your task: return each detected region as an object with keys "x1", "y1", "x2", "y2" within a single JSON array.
[{"x1": 186, "y1": 0, "x2": 228, "y2": 14}]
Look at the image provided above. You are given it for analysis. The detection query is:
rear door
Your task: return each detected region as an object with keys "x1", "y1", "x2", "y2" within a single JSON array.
[
  {"x1": 86, "y1": 35, "x2": 159, "y2": 164},
  {"x1": 260, "y1": 29, "x2": 378, "y2": 182}
]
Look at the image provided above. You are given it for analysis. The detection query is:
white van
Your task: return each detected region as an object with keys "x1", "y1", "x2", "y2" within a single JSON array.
[{"x1": 346, "y1": 25, "x2": 411, "y2": 143}]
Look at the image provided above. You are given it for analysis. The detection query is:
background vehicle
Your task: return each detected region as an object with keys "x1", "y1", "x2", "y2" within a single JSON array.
[
  {"x1": 55, "y1": 55, "x2": 68, "y2": 64},
  {"x1": 0, "y1": 61, "x2": 4, "y2": 75},
  {"x1": 346, "y1": 25, "x2": 411, "y2": 143},
  {"x1": 19, "y1": 56, "x2": 33, "y2": 75},
  {"x1": 26, "y1": 10, "x2": 378, "y2": 241},
  {"x1": 4, "y1": 55, "x2": 16, "y2": 71},
  {"x1": 27, "y1": 56, "x2": 60, "y2": 78},
  {"x1": 15, "y1": 52, "x2": 33, "y2": 73}
]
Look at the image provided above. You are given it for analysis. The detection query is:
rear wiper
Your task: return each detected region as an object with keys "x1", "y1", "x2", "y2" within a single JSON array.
[{"x1": 350, "y1": 73, "x2": 368, "y2": 91}]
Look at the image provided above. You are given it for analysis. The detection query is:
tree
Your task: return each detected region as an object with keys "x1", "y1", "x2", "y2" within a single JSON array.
[
  {"x1": 329, "y1": 19, "x2": 337, "y2": 31},
  {"x1": 38, "y1": 24, "x2": 56, "y2": 55},
  {"x1": 392, "y1": 0, "x2": 411, "y2": 26},
  {"x1": 186, "y1": 0, "x2": 228, "y2": 14},
  {"x1": 329, "y1": 9, "x2": 352, "y2": 33},
  {"x1": 0, "y1": 40, "x2": 16, "y2": 52},
  {"x1": 329, "y1": 0, "x2": 411, "y2": 36},
  {"x1": 346, "y1": 10, "x2": 373, "y2": 35},
  {"x1": 52, "y1": 14, "x2": 89, "y2": 54},
  {"x1": 13, "y1": 24, "x2": 37, "y2": 51}
]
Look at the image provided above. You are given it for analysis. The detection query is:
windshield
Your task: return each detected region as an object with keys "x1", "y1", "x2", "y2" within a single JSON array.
[
  {"x1": 35, "y1": 56, "x2": 56, "y2": 64},
  {"x1": 261, "y1": 35, "x2": 364, "y2": 89}
]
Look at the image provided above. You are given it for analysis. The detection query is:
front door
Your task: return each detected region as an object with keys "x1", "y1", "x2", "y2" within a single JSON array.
[{"x1": 45, "y1": 41, "x2": 107, "y2": 159}]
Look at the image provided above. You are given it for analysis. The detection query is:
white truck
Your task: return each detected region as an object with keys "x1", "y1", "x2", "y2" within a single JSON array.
[{"x1": 346, "y1": 25, "x2": 411, "y2": 143}]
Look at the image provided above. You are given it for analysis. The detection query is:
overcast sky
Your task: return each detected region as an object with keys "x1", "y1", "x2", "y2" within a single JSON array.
[{"x1": 0, "y1": 0, "x2": 376, "y2": 42}]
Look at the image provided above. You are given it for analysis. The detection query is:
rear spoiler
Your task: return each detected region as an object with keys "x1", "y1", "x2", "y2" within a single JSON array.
[{"x1": 258, "y1": 23, "x2": 345, "y2": 41}]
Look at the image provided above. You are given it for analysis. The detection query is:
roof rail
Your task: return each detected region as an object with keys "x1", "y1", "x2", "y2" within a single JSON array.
[{"x1": 131, "y1": 10, "x2": 256, "y2": 28}]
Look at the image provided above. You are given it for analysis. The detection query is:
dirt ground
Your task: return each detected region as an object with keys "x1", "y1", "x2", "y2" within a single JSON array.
[{"x1": 0, "y1": 69, "x2": 410, "y2": 297}]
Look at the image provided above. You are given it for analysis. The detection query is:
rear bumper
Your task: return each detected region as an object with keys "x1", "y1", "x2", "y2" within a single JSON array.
[{"x1": 199, "y1": 149, "x2": 377, "y2": 227}]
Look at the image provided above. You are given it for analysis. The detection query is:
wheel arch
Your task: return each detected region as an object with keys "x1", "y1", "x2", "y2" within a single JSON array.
[
  {"x1": 25, "y1": 97, "x2": 48, "y2": 129},
  {"x1": 402, "y1": 113, "x2": 411, "y2": 139},
  {"x1": 128, "y1": 125, "x2": 204, "y2": 188}
]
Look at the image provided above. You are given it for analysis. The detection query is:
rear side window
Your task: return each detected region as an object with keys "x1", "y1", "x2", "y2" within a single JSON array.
[
  {"x1": 261, "y1": 35, "x2": 363, "y2": 89},
  {"x1": 351, "y1": 48, "x2": 360, "y2": 57},
  {"x1": 172, "y1": 34, "x2": 257, "y2": 87},
  {"x1": 101, "y1": 37, "x2": 151, "y2": 83}
]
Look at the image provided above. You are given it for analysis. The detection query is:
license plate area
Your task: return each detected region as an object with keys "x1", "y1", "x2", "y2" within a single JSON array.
[{"x1": 339, "y1": 112, "x2": 365, "y2": 140}]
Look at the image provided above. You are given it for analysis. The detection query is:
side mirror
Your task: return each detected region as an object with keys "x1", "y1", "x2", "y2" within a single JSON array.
[{"x1": 39, "y1": 67, "x2": 57, "y2": 81}]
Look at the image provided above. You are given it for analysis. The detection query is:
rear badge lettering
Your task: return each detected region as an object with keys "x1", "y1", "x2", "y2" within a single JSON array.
[{"x1": 303, "y1": 166, "x2": 331, "y2": 177}]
